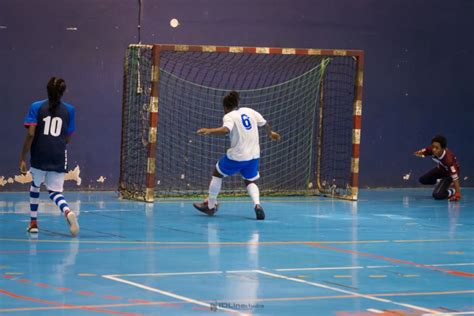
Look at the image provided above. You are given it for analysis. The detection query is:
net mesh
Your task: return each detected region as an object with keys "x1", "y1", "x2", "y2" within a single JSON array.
[
  {"x1": 119, "y1": 46, "x2": 153, "y2": 200},
  {"x1": 120, "y1": 46, "x2": 358, "y2": 200}
]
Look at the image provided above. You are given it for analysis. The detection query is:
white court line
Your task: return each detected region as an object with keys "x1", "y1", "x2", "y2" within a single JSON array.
[
  {"x1": 275, "y1": 263, "x2": 474, "y2": 272},
  {"x1": 423, "y1": 313, "x2": 474, "y2": 316},
  {"x1": 276, "y1": 266, "x2": 364, "y2": 271},
  {"x1": 106, "y1": 271, "x2": 223, "y2": 277},
  {"x1": 428, "y1": 263, "x2": 474, "y2": 267},
  {"x1": 102, "y1": 274, "x2": 250, "y2": 316},
  {"x1": 102, "y1": 266, "x2": 472, "y2": 314},
  {"x1": 367, "y1": 309, "x2": 384, "y2": 314},
  {"x1": 254, "y1": 270, "x2": 441, "y2": 314}
]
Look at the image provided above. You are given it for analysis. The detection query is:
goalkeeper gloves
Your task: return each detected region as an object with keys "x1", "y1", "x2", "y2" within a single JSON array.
[{"x1": 449, "y1": 191, "x2": 461, "y2": 202}]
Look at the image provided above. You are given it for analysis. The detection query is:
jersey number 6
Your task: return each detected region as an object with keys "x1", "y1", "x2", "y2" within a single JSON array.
[{"x1": 241, "y1": 114, "x2": 252, "y2": 130}]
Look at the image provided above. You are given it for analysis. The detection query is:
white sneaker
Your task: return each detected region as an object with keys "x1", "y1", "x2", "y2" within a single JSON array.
[{"x1": 65, "y1": 211, "x2": 79, "y2": 236}]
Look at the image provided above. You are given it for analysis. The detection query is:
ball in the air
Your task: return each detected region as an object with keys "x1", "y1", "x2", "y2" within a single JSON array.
[{"x1": 170, "y1": 18, "x2": 179, "y2": 28}]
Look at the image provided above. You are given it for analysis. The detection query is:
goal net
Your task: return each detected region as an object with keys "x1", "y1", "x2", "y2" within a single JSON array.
[{"x1": 120, "y1": 45, "x2": 363, "y2": 202}]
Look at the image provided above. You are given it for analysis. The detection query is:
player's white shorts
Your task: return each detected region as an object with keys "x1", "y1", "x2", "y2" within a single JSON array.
[{"x1": 30, "y1": 167, "x2": 65, "y2": 192}]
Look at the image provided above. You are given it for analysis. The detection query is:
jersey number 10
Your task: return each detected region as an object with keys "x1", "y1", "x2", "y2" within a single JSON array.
[{"x1": 43, "y1": 116, "x2": 63, "y2": 137}]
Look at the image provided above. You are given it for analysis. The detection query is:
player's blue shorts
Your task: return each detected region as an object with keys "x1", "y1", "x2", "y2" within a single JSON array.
[{"x1": 216, "y1": 155, "x2": 260, "y2": 181}]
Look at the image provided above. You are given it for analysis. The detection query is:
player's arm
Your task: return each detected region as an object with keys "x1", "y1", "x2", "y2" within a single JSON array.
[
  {"x1": 448, "y1": 163, "x2": 462, "y2": 202},
  {"x1": 264, "y1": 122, "x2": 281, "y2": 141},
  {"x1": 198, "y1": 114, "x2": 232, "y2": 135},
  {"x1": 254, "y1": 110, "x2": 280, "y2": 141},
  {"x1": 197, "y1": 127, "x2": 230, "y2": 135},
  {"x1": 65, "y1": 106, "x2": 75, "y2": 144},
  {"x1": 450, "y1": 179, "x2": 461, "y2": 202},
  {"x1": 414, "y1": 146, "x2": 432, "y2": 157},
  {"x1": 19, "y1": 125, "x2": 36, "y2": 174}
]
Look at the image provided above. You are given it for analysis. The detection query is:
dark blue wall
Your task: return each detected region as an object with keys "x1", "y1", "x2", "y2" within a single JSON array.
[{"x1": 1, "y1": 0, "x2": 473, "y2": 191}]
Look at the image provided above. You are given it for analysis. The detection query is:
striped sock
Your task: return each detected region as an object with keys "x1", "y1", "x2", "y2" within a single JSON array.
[
  {"x1": 48, "y1": 191, "x2": 70, "y2": 215},
  {"x1": 447, "y1": 188, "x2": 456, "y2": 198},
  {"x1": 30, "y1": 183, "x2": 40, "y2": 221}
]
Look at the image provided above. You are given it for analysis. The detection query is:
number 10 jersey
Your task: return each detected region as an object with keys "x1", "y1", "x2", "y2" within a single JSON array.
[{"x1": 24, "y1": 100, "x2": 75, "y2": 172}]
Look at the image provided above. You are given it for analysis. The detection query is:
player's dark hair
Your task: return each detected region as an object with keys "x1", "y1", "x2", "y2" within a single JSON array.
[
  {"x1": 47, "y1": 77, "x2": 66, "y2": 114},
  {"x1": 431, "y1": 135, "x2": 447, "y2": 148},
  {"x1": 223, "y1": 90, "x2": 240, "y2": 110}
]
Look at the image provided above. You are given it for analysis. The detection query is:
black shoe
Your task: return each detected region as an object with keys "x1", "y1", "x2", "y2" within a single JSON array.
[
  {"x1": 255, "y1": 204, "x2": 265, "y2": 220},
  {"x1": 193, "y1": 202, "x2": 218, "y2": 216}
]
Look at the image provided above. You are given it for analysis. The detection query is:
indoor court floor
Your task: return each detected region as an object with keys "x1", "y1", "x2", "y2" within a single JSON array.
[{"x1": 0, "y1": 188, "x2": 473, "y2": 315}]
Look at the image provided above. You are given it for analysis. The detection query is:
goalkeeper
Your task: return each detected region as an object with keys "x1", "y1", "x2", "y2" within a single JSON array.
[{"x1": 414, "y1": 135, "x2": 461, "y2": 201}]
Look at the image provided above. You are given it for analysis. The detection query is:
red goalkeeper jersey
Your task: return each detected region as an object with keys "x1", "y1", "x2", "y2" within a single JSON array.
[{"x1": 423, "y1": 146, "x2": 460, "y2": 181}]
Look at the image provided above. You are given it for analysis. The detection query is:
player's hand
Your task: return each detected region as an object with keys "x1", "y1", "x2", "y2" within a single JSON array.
[
  {"x1": 19, "y1": 160, "x2": 28, "y2": 174},
  {"x1": 269, "y1": 131, "x2": 281, "y2": 141},
  {"x1": 449, "y1": 191, "x2": 461, "y2": 202},
  {"x1": 414, "y1": 149, "x2": 425, "y2": 157},
  {"x1": 197, "y1": 128, "x2": 211, "y2": 135}
]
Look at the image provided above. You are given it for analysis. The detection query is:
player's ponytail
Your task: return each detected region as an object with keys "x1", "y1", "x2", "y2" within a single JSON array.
[
  {"x1": 223, "y1": 90, "x2": 240, "y2": 110},
  {"x1": 47, "y1": 77, "x2": 66, "y2": 115}
]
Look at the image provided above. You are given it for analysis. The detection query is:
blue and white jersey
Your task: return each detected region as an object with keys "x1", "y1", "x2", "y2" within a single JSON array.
[
  {"x1": 24, "y1": 99, "x2": 75, "y2": 172},
  {"x1": 222, "y1": 107, "x2": 267, "y2": 161}
]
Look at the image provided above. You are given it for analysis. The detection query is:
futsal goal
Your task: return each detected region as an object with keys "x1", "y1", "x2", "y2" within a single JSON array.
[{"x1": 119, "y1": 44, "x2": 364, "y2": 202}]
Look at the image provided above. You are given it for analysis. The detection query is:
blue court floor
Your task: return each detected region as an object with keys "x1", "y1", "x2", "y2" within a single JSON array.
[{"x1": 0, "y1": 188, "x2": 473, "y2": 315}]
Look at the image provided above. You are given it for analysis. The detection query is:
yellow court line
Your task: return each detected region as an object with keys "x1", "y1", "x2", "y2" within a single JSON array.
[
  {"x1": 0, "y1": 238, "x2": 384, "y2": 245},
  {"x1": 394, "y1": 239, "x2": 471, "y2": 243},
  {"x1": 154, "y1": 199, "x2": 352, "y2": 204},
  {"x1": 0, "y1": 301, "x2": 172, "y2": 313},
  {"x1": 0, "y1": 238, "x2": 471, "y2": 246}
]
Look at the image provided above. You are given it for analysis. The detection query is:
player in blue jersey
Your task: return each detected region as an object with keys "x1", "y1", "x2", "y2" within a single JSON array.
[
  {"x1": 19, "y1": 77, "x2": 79, "y2": 236},
  {"x1": 193, "y1": 91, "x2": 281, "y2": 220}
]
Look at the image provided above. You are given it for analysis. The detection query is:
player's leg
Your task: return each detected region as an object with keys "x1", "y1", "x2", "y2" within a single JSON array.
[
  {"x1": 194, "y1": 168, "x2": 223, "y2": 215},
  {"x1": 46, "y1": 172, "x2": 79, "y2": 236},
  {"x1": 28, "y1": 182, "x2": 40, "y2": 233},
  {"x1": 207, "y1": 168, "x2": 223, "y2": 209},
  {"x1": 27, "y1": 168, "x2": 45, "y2": 233},
  {"x1": 419, "y1": 168, "x2": 443, "y2": 185},
  {"x1": 432, "y1": 176, "x2": 453, "y2": 200},
  {"x1": 241, "y1": 159, "x2": 264, "y2": 220},
  {"x1": 244, "y1": 179, "x2": 265, "y2": 220},
  {"x1": 193, "y1": 156, "x2": 233, "y2": 215}
]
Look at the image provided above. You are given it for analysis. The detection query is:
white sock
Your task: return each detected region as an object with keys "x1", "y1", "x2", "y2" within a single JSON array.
[
  {"x1": 247, "y1": 183, "x2": 260, "y2": 206},
  {"x1": 208, "y1": 176, "x2": 222, "y2": 209},
  {"x1": 448, "y1": 188, "x2": 456, "y2": 197}
]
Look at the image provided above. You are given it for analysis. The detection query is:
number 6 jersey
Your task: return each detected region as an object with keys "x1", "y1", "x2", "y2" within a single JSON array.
[
  {"x1": 24, "y1": 100, "x2": 75, "y2": 172},
  {"x1": 222, "y1": 107, "x2": 267, "y2": 161}
]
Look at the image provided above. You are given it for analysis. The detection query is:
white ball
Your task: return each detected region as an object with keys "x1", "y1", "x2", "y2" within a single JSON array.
[{"x1": 170, "y1": 18, "x2": 179, "y2": 28}]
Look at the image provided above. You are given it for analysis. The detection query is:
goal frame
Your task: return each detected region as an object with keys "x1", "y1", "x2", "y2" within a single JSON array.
[{"x1": 119, "y1": 44, "x2": 364, "y2": 202}]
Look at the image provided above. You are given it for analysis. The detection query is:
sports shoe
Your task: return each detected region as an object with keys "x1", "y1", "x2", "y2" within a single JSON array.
[
  {"x1": 254, "y1": 205, "x2": 265, "y2": 220},
  {"x1": 193, "y1": 201, "x2": 218, "y2": 216},
  {"x1": 27, "y1": 222, "x2": 39, "y2": 233},
  {"x1": 65, "y1": 210, "x2": 80, "y2": 236}
]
